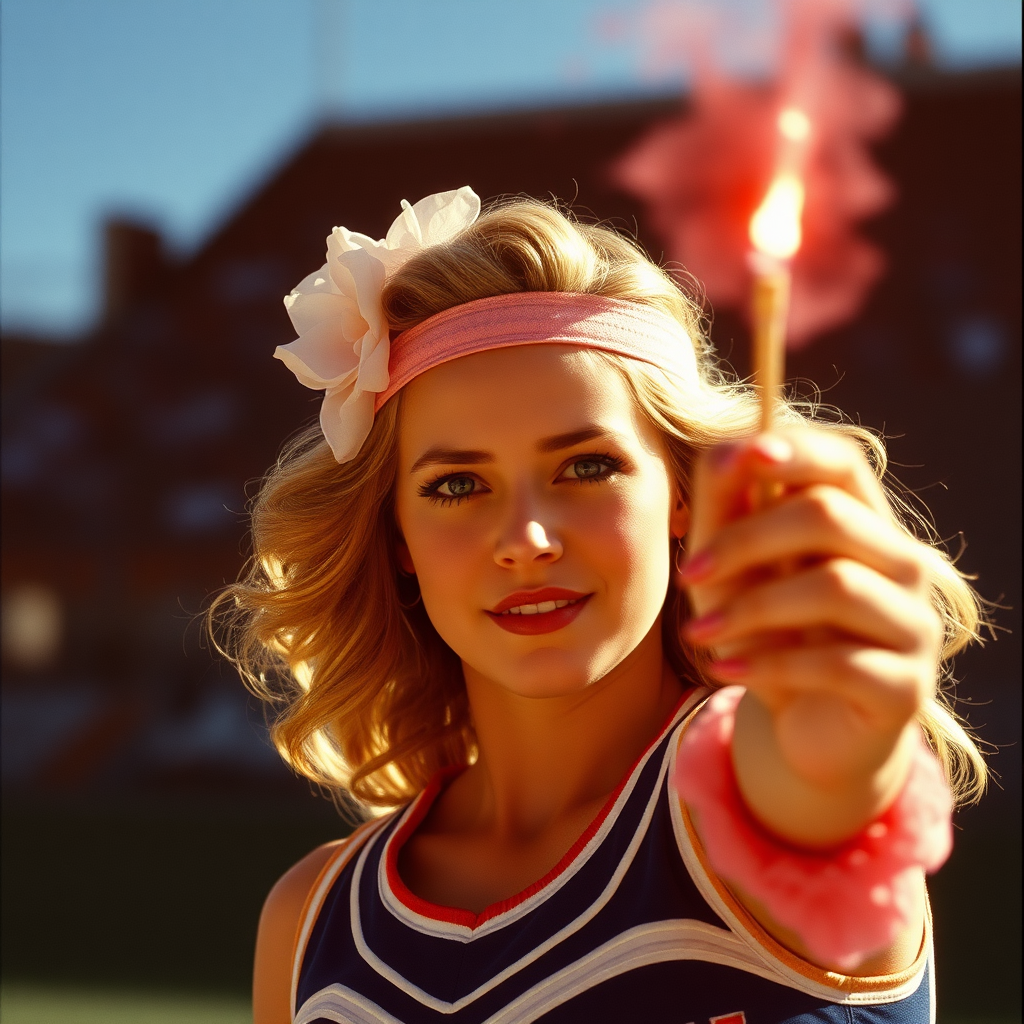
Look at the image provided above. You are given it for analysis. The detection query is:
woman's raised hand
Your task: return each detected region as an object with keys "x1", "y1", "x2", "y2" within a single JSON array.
[{"x1": 681, "y1": 430, "x2": 944, "y2": 848}]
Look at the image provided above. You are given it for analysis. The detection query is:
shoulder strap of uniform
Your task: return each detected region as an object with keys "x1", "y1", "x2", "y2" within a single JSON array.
[{"x1": 290, "y1": 813, "x2": 394, "y2": 1018}]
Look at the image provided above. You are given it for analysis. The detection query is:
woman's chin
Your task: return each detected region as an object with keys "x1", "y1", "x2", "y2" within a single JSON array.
[{"x1": 467, "y1": 653, "x2": 607, "y2": 701}]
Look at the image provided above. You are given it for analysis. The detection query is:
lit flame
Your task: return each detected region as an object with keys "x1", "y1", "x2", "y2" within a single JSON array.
[
  {"x1": 749, "y1": 173, "x2": 805, "y2": 260},
  {"x1": 778, "y1": 107, "x2": 810, "y2": 142}
]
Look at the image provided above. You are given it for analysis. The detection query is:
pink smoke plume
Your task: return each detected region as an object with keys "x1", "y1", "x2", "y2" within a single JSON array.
[{"x1": 610, "y1": 0, "x2": 909, "y2": 347}]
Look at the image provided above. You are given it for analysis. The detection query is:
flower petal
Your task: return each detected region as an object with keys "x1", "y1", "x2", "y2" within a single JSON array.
[
  {"x1": 319, "y1": 383, "x2": 375, "y2": 463},
  {"x1": 367, "y1": 245, "x2": 415, "y2": 277},
  {"x1": 381, "y1": 200, "x2": 416, "y2": 252},
  {"x1": 335, "y1": 248, "x2": 387, "y2": 341},
  {"x1": 274, "y1": 319, "x2": 360, "y2": 390},
  {"x1": 409, "y1": 186, "x2": 481, "y2": 245},
  {"x1": 357, "y1": 328, "x2": 390, "y2": 394},
  {"x1": 284, "y1": 289, "x2": 365, "y2": 339},
  {"x1": 327, "y1": 226, "x2": 386, "y2": 261},
  {"x1": 287, "y1": 264, "x2": 341, "y2": 298},
  {"x1": 279, "y1": 187, "x2": 483, "y2": 464}
]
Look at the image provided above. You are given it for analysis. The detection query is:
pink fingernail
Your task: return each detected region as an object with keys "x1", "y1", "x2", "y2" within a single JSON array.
[
  {"x1": 710, "y1": 658, "x2": 748, "y2": 680},
  {"x1": 751, "y1": 435, "x2": 793, "y2": 464},
  {"x1": 679, "y1": 550, "x2": 714, "y2": 582},
  {"x1": 709, "y1": 442, "x2": 742, "y2": 470},
  {"x1": 685, "y1": 611, "x2": 725, "y2": 640}
]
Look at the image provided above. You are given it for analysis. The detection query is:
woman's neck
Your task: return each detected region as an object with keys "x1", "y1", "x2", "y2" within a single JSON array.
[{"x1": 446, "y1": 625, "x2": 683, "y2": 843}]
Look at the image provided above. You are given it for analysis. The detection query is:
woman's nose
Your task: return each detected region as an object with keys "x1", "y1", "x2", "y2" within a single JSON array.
[{"x1": 494, "y1": 517, "x2": 563, "y2": 568}]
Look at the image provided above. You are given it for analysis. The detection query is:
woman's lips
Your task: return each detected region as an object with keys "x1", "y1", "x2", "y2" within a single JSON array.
[{"x1": 486, "y1": 589, "x2": 592, "y2": 635}]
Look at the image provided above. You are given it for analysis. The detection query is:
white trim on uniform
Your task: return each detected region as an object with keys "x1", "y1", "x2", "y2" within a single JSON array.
[
  {"x1": 295, "y1": 983, "x2": 407, "y2": 1024},
  {"x1": 290, "y1": 815, "x2": 394, "y2": 1018},
  {"x1": 376, "y1": 689, "x2": 706, "y2": 942},
  {"x1": 350, "y1": 703, "x2": 696, "y2": 1012},
  {"x1": 667, "y1": 727, "x2": 931, "y2": 1007},
  {"x1": 298, "y1": 918, "x2": 791, "y2": 1024}
]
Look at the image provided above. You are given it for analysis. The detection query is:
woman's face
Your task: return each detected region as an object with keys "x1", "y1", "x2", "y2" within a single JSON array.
[{"x1": 395, "y1": 345, "x2": 688, "y2": 699}]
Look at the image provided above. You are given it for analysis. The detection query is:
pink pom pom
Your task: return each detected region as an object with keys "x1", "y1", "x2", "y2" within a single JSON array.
[{"x1": 673, "y1": 686, "x2": 953, "y2": 970}]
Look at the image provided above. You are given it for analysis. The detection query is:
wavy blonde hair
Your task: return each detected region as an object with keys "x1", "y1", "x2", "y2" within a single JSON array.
[{"x1": 210, "y1": 198, "x2": 988, "y2": 811}]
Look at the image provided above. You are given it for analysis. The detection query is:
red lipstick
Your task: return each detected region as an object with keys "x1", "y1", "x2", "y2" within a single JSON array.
[{"x1": 486, "y1": 587, "x2": 591, "y2": 636}]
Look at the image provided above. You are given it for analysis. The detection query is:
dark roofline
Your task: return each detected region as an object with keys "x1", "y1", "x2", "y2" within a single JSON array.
[
  {"x1": 886, "y1": 62, "x2": 1021, "y2": 95},
  {"x1": 314, "y1": 93, "x2": 687, "y2": 146},
  {"x1": 162, "y1": 62, "x2": 1024, "y2": 283},
  {"x1": 307, "y1": 63, "x2": 1021, "y2": 145}
]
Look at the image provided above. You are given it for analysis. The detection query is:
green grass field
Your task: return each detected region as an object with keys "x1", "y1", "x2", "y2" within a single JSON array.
[{"x1": 0, "y1": 986, "x2": 251, "y2": 1024}]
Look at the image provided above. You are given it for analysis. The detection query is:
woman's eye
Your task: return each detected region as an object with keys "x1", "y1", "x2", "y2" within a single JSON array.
[
  {"x1": 567, "y1": 459, "x2": 606, "y2": 480},
  {"x1": 559, "y1": 453, "x2": 626, "y2": 484},
  {"x1": 418, "y1": 473, "x2": 484, "y2": 505},
  {"x1": 439, "y1": 476, "x2": 476, "y2": 497},
  {"x1": 569, "y1": 460, "x2": 598, "y2": 479}
]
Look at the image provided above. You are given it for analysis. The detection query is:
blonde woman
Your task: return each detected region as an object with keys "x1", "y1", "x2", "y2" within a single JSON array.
[{"x1": 214, "y1": 189, "x2": 985, "y2": 1023}]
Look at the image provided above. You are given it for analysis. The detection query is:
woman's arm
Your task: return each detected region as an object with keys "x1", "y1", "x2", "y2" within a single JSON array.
[
  {"x1": 681, "y1": 429, "x2": 944, "y2": 971},
  {"x1": 252, "y1": 841, "x2": 346, "y2": 1024}
]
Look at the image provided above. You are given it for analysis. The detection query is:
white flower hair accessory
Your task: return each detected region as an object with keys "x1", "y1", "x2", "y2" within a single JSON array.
[{"x1": 274, "y1": 186, "x2": 482, "y2": 462}]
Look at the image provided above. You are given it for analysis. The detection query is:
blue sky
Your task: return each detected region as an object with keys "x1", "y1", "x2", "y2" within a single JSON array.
[{"x1": 1, "y1": 0, "x2": 1020, "y2": 337}]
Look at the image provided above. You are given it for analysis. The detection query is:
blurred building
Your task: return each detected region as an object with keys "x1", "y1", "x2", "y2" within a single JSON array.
[{"x1": 2, "y1": 66, "x2": 1019, "y2": 802}]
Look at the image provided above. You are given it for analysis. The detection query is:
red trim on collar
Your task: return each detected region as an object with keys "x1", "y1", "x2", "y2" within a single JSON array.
[{"x1": 384, "y1": 686, "x2": 696, "y2": 929}]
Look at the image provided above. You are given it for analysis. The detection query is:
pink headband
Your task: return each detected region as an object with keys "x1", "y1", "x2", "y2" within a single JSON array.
[
  {"x1": 275, "y1": 188, "x2": 700, "y2": 463},
  {"x1": 374, "y1": 291, "x2": 698, "y2": 413}
]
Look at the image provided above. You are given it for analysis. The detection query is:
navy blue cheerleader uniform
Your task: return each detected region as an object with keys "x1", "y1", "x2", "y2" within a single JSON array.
[{"x1": 291, "y1": 689, "x2": 935, "y2": 1023}]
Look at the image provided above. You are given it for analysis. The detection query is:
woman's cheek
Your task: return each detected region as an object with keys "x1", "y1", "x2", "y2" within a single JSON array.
[
  {"x1": 612, "y1": 492, "x2": 674, "y2": 608},
  {"x1": 413, "y1": 518, "x2": 488, "y2": 619}
]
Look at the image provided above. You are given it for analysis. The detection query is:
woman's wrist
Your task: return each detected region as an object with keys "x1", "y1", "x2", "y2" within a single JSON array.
[
  {"x1": 673, "y1": 686, "x2": 953, "y2": 971},
  {"x1": 732, "y1": 690, "x2": 919, "y2": 849}
]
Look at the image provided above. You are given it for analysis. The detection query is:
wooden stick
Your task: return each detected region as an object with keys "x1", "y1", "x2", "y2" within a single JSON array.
[
  {"x1": 751, "y1": 261, "x2": 790, "y2": 507},
  {"x1": 751, "y1": 262, "x2": 790, "y2": 434}
]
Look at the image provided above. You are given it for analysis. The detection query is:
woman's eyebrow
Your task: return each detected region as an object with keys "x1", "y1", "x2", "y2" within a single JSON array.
[
  {"x1": 536, "y1": 426, "x2": 617, "y2": 452},
  {"x1": 410, "y1": 427, "x2": 620, "y2": 472},
  {"x1": 410, "y1": 447, "x2": 494, "y2": 472}
]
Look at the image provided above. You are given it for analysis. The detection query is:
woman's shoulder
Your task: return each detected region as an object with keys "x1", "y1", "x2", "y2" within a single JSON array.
[
  {"x1": 264, "y1": 839, "x2": 347, "y2": 932},
  {"x1": 253, "y1": 819, "x2": 382, "y2": 1024}
]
